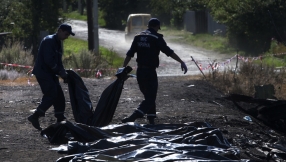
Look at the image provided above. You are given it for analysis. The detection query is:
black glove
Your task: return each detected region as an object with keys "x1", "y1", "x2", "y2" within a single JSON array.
[
  {"x1": 181, "y1": 62, "x2": 188, "y2": 74},
  {"x1": 63, "y1": 76, "x2": 69, "y2": 84},
  {"x1": 59, "y1": 70, "x2": 68, "y2": 83}
]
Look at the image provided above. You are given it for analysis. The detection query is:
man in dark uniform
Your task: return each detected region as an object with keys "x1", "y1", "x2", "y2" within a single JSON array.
[
  {"x1": 27, "y1": 24, "x2": 75, "y2": 130},
  {"x1": 122, "y1": 18, "x2": 188, "y2": 124}
]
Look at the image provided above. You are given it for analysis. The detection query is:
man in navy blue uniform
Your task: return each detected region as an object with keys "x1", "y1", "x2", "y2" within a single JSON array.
[
  {"x1": 122, "y1": 18, "x2": 188, "y2": 124},
  {"x1": 28, "y1": 24, "x2": 75, "y2": 130}
]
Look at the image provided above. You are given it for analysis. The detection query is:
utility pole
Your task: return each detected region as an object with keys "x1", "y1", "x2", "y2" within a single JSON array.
[
  {"x1": 86, "y1": 0, "x2": 94, "y2": 50},
  {"x1": 63, "y1": 0, "x2": 67, "y2": 12},
  {"x1": 93, "y1": 0, "x2": 99, "y2": 55},
  {"x1": 78, "y1": 0, "x2": 82, "y2": 14}
]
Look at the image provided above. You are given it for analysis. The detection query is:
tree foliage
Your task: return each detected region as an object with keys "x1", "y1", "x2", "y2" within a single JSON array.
[
  {"x1": 0, "y1": 0, "x2": 65, "y2": 56},
  {"x1": 1, "y1": 0, "x2": 285, "y2": 56},
  {"x1": 98, "y1": 0, "x2": 151, "y2": 29},
  {"x1": 1, "y1": 1, "x2": 32, "y2": 39},
  {"x1": 206, "y1": 0, "x2": 286, "y2": 55},
  {"x1": 150, "y1": 0, "x2": 192, "y2": 28}
]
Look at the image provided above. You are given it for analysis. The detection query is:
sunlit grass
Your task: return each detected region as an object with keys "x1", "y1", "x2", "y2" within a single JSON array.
[
  {"x1": 208, "y1": 62, "x2": 286, "y2": 100},
  {"x1": 64, "y1": 10, "x2": 106, "y2": 27},
  {"x1": 64, "y1": 37, "x2": 88, "y2": 55},
  {"x1": 99, "y1": 47, "x2": 124, "y2": 68},
  {"x1": 160, "y1": 27, "x2": 236, "y2": 55},
  {"x1": 261, "y1": 56, "x2": 286, "y2": 67},
  {"x1": 63, "y1": 37, "x2": 123, "y2": 68},
  {"x1": 64, "y1": 11, "x2": 87, "y2": 21}
]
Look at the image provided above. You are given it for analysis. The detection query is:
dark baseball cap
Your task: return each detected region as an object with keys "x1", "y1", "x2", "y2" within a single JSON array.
[
  {"x1": 148, "y1": 18, "x2": 161, "y2": 29},
  {"x1": 59, "y1": 24, "x2": 75, "y2": 36}
]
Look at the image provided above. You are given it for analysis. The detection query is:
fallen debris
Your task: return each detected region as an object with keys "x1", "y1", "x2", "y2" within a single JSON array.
[{"x1": 224, "y1": 93, "x2": 286, "y2": 133}]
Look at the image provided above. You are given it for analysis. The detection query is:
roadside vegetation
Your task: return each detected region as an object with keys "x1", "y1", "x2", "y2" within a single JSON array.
[
  {"x1": 160, "y1": 27, "x2": 235, "y2": 54},
  {"x1": 207, "y1": 62, "x2": 286, "y2": 100},
  {"x1": 0, "y1": 41, "x2": 33, "y2": 80},
  {"x1": 63, "y1": 37, "x2": 123, "y2": 77},
  {"x1": 64, "y1": 10, "x2": 106, "y2": 27},
  {"x1": 0, "y1": 38, "x2": 123, "y2": 80},
  {"x1": 0, "y1": 0, "x2": 286, "y2": 100}
]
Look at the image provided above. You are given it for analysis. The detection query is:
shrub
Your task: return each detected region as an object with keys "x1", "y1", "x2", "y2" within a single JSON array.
[
  {"x1": 0, "y1": 70, "x2": 23, "y2": 81},
  {"x1": 64, "y1": 49, "x2": 112, "y2": 78},
  {"x1": 0, "y1": 41, "x2": 33, "y2": 73},
  {"x1": 208, "y1": 62, "x2": 286, "y2": 100}
]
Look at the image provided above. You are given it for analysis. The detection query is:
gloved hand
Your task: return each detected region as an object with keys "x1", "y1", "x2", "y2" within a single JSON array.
[
  {"x1": 181, "y1": 62, "x2": 188, "y2": 74},
  {"x1": 59, "y1": 70, "x2": 69, "y2": 83},
  {"x1": 63, "y1": 76, "x2": 69, "y2": 83}
]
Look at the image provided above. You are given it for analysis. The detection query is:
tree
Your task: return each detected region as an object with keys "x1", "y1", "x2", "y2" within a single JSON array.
[
  {"x1": 206, "y1": 0, "x2": 286, "y2": 55},
  {"x1": 150, "y1": 0, "x2": 193, "y2": 28},
  {"x1": 99, "y1": 0, "x2": 151, "y2": 29},
  {"x1": 29, "y1": 0, "x2": 65, "y2": 56},
  {"x1": 1, "y1": 1, "x2": 32, "y2": 39},
  {"x1": 0, "y1": 0, "x2": 66, "y2": 57}
]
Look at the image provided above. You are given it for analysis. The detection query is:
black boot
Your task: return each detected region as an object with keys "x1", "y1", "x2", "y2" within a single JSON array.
[
  {"x1": 56, "y1": 116, "x2": 66, "y2": 123},
  {"x1": 148, "y1": 118, "x2": 155, "y2": 125},
  {"x1": 122, "y1": 112, "x2": 142, "y2": 123},
  {"x1": 28, "y1": 112, "x2": 42, "y2": 130},
  {"x1": 147, "y1": 117, "x2": 155, "y2": 125}
]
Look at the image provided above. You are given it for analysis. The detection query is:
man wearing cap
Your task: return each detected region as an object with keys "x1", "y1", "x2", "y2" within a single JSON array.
[
  {"x1": 122, "y1": 18, "x2": 188, "y2": 124},
  {"x1": 28, "y1": 24, "x2": 75, "y2": 130}
]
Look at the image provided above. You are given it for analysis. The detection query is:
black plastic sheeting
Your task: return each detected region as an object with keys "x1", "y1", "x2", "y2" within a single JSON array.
[
  {"x1": 49, "y1": 68, "x2": 245, "y2": 161},
  {"x1": 90, "y1": 66, "x2": 132, "y2": 126},
  {"x1": 41, "y1": 121, "x2": 255, "y2": 162},
  {"x1": 66, "y1": 70, "x2": 93, "y2": 125},
  {"x1": 66, "y1": 66, "x2": 132, "y2": 126}
]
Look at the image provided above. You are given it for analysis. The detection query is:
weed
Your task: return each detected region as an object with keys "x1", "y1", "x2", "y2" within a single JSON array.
[
  {"x1": 208, "y1": 62, "x2": 286, "y2": 100},
  {"x1": 0, "y1": 41, "x2": 33, "y2": 66},
  {"x1": 64, "y1": 49, "x2": 113, "y2": 77},
  {"x1": 0, "y1": 70, "x2": 23, "y2": 81}
]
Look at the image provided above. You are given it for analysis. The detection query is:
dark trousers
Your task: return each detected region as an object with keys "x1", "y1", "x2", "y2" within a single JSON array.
[
  {"x1": 35, "y1": 75, "x2": 65, "y2": 119},
  {"x1": 135, "y1": 68, "x2": 158, "y2": 119}
]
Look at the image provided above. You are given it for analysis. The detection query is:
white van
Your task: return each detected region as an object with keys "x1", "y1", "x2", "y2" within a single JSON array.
[{"x1": 125, "y1": 13, "x2": 151, "y2": 42}]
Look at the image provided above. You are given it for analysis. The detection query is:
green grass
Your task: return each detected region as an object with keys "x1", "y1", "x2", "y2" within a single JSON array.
[
  {"x1": 160, "y1": 26, "x2": 237, "y2": 55},
  {"x1": 64, "y1": 11, "x2": 87, "y2": 21},
  {"x1": 64, "y1": 37, "x2": 123, "y2": 68},
  {"x1": 64, "y1": 37, "x2": 88, "y2": 55},
  {"x1": 64, "y1": 10, "x2": 106, "y2": 27},
  {"x1": 99, "y1": 47, "x2": 124, "y2": 68},
  {"x1": 160, "y1": 26, "x2": 286, "y2": 67},
  {"x1": 261, "y1": 56, "x2": 286, "y2": 67}
]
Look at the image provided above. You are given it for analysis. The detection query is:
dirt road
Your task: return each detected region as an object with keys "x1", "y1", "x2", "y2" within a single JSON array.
[{"x1": 69, "y1": 20, "x2": 235, "y2": 76}]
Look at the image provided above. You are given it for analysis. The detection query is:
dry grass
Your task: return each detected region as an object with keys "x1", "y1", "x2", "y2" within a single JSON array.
[
  {"x1": 63, "y1": 49, "x2": 116, "y2": 78},
  {"x1": 0, "y1": 75, "x2": 37, "y2": 86},
  {"x1": 0, "y1": 41, "x2": 33, "y2": 67},
  {"x1": 208, "y1": 62, "x2": 286, "y2": 100},
  {"x1": 1, "y1": 63, "x2": 286, "y2": 101}
]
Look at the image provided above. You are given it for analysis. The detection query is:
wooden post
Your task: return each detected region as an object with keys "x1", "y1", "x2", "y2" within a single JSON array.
[
  {"x1": 191, "y1": 56, "x2": 206, "y2": 80},
  {"x1": 78, "y1": 0, "x2": 82, "y2": 14},
  {"x1": 93, "y1": 0, "x2": 99, "y2": 55},
  {"x1": 233, "y1": 51, "x2": 239, "y2": 82},
  {"x1": 86, "y1": 0, "x2": 94, "y2": 50}
]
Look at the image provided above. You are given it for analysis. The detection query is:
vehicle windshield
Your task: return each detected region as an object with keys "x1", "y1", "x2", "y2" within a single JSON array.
[{"x1": 132, "y1": 16, "x2": 143, "y2": 26}]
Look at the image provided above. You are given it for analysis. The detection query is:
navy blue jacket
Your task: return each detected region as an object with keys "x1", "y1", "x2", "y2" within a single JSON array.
[
  {"x1": 32, "y1": 34, "x2": 65, "y2": 78},
  {"x1": 126, "y1": 28, "x2": 174, "y2": 68}
]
